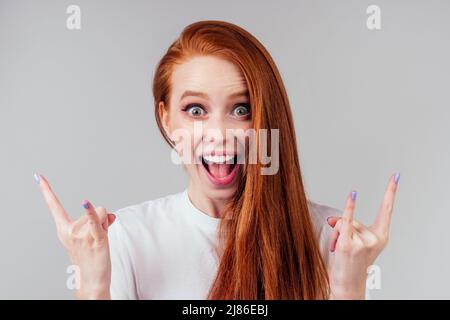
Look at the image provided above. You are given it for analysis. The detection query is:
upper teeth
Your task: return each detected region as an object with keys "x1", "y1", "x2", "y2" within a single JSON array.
[{"x1": 203, "y1": 155, "x2": 234, "y2": 164}]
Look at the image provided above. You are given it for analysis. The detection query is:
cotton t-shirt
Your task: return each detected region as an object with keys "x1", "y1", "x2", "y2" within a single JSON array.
[{"x1": 108, "y1": 189, "x2": 342, "y2": 299}]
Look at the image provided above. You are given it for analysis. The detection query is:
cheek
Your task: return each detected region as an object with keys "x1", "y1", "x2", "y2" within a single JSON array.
[
  {"x1": 167, "y1": 110, "x2": 187, "y2": 132},
  {"x1": 240, "y1": 122, "x2": 253, "y2": 131},
  {"x1": 183, "y1": 163, "x2": 198, "y2": 176},
  {"x1": 167, "y1": 113, "x2": 198, "y2": 159},
  {"x1": 234, "y1": 121, "x2": 253, "y2": 144}
]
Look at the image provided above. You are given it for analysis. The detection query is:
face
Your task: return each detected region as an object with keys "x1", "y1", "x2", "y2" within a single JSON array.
[{"x1": 160, "y1": 55, "x2": 252, "y2": 201}]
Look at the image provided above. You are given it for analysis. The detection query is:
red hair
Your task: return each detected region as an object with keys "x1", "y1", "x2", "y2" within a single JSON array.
[{"x1": 152, "y1": 20, "x2": 329, "y2": 299}]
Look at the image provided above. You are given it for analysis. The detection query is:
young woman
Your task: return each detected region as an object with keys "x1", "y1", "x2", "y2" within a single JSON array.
[{"x1": 35, "y1": 20, "x2": 400, "y2": 300}]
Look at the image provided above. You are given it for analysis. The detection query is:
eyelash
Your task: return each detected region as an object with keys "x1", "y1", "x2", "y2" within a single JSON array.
[
  {"x1": 181, "y1": 104, "x2": 205, "y2": 116},
  {"x1": 182, "y1": 103, "x2": 251, "y2": 118}
]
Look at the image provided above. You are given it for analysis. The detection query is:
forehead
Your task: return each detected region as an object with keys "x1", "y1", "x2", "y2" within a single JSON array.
[{"x1": 170, "y1": 56, "x2": 247, "y2": 101}]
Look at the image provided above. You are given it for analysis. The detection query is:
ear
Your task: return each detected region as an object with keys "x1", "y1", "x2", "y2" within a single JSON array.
[{"x1": 158, "y1": 101, "x2": 171, "y2": 139}]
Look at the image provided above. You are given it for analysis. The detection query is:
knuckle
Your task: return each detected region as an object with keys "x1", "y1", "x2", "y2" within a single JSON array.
[
  {"x1": 92, "y1": 238, "x2": 106, "y2": 248},
  {"x1": 381, "y1": 235, "x2": 389, "y2": 247},
  {"x1": 366, "y1": 238, "x2": 378, "y2": 249},
  {"x1": 377, "y1": 234, "x2": 388, "y2": 248},
  {"x1": 383, "y1": 202, "x2": 393, "y2": 212},
  {"x1": 83, "y1": 236, "x2": 95, "y2": 247},
  {"x1": 96, "y1": 206, "x2": 106, "y2": 213},
  {"x1": 339, "y1": 242, "x2": 352, "y2": 253},
  {"x1": 67, "y1": 225, "x2": 76, "y2": 238},
  {"x1": 353, "y1": 243, "x2": 365, "y2": 254},
  {"x1": 354, "y1": 220, "x2": 364, "y2": 229},
  {"x1": 342, "y1": 216, "x2": 352, "y2": 224},
  {"x1": 365, "y1": 231, "x2": 378, "y2": 247}
]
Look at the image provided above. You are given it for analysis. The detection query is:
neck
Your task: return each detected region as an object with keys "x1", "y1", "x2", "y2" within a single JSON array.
[{"x1": 187, "y1": 181, "x2": 230, "y2": 219}]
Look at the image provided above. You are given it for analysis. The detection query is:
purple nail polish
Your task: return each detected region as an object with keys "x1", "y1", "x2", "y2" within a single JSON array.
[
  {"x1": 394, "y1": 172, "x2": 401, "y2": 184},
  {"x1": 82, "y1": 200, "x2": 89, "y2": 209},
  {"x1": 33, "y1": 173, "x2": 40, "y2": 184},
  {"x1": 351, "y1": 191, "x2": 357, "y2": 201}
]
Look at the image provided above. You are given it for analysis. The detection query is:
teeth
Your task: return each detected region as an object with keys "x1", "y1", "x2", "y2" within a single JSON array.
[{"x1": 203, "y1": 154, "x2": 234, "y2": 164}]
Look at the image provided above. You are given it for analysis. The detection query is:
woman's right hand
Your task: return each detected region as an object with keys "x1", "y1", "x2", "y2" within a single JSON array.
[{"x1": 35, "y1": 173, "x2": 115, "y2": 299}]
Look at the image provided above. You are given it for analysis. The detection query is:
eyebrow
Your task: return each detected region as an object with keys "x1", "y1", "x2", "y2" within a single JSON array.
[{"x1": 179, "y1": 89, "x2": 249, "y2": 101}]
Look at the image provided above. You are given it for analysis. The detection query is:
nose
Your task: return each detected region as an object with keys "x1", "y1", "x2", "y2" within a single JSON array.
[
  {"x1": 203, "y1": 113, "x2": 226, "y2": 139},
  {"x1": 201, "y1": 114, "x2": 233, "y2": 151}
]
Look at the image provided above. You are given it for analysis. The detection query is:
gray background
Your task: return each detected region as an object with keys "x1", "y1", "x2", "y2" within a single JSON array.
[{"x1": 1, "y1": 0, "x2": 449, "y2": 299}]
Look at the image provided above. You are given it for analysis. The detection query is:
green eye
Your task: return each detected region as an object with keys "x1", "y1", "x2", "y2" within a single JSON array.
[
  {"x1": 185, "y1": 104, "x2": 205, "y2": 117},
  {"x1": 233, "y1": 104, "x2": 250, "y2": 117}
]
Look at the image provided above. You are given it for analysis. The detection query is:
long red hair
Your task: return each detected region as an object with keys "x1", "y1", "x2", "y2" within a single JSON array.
[{"x1": 152, "y1": 20, "x2": 329, "y2": 299}]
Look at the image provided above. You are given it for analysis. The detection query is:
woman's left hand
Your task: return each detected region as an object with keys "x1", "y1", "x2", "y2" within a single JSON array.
[{"x1": 327, "y1": 173, "x2": 400, "y2": 299}]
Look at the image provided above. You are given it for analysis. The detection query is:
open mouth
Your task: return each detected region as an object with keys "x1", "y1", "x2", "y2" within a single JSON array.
[{"x1": 201, "y1": 154, "x2": 239, "y2": 186}]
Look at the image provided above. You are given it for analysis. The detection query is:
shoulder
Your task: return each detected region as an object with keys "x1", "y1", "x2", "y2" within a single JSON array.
[
  {"x1": 108, "y1": 190, "x2": 185, "y2": 239},
  {"x1": 307, "y1": 199, "x2": 342, "y2": 233},
  {"x1": 112, "y1": 190, "x2": 184, "y2": 224}
]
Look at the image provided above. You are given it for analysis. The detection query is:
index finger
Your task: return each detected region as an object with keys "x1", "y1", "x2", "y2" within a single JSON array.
[
  {"x1": 372, "y1": 172, "x2": 400, "y2": 236},
  {"x1": 35, "y1": 173, "x2": 71, "y2": 227}
]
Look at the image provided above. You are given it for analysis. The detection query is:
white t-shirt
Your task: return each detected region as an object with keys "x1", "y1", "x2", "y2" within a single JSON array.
[{"x1": 108, "y1": 189, "x2": 342, "y2": 299}]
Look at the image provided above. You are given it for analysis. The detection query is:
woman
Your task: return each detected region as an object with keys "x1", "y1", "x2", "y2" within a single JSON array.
[{"x1": 35, "y1": 20, "x2": 400, "y2": 300}]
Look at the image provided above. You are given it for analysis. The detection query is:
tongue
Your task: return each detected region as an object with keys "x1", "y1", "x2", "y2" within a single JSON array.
[{"x1": 208, "y1": 163, "x2": 233, "y2": 178}]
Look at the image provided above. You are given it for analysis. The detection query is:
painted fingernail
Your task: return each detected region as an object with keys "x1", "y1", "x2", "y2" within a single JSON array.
[
  {"x1": 33, "y1": 173, "x2": 40, "y2": 184},
  {"x1": 394, "y1": 172, "x2": 401, "y2": 184},
  {"x1": 82, "y1": 200, "x2": 89, "y2": 209},
  {"x1": 351, "y1": 191, "x2": 357, "y2": 201}
]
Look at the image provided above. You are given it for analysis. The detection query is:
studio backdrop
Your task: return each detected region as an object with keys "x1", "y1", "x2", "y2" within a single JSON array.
[{"x1": 1, "y1": 0, "x2": 449, "y2": 299}]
